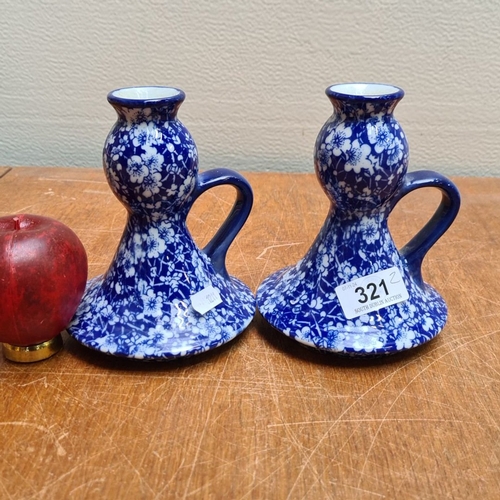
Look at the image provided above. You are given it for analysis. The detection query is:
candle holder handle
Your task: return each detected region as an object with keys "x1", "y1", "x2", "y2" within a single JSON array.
[
  {"x1": 192, "y1": 168, "x2": 253, "y2": 278},
  {"x1": 390, "y1": 170, "x2": 461, "y2": 285}
]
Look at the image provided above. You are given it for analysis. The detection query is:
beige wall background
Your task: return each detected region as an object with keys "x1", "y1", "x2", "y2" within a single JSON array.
[{"x1": 0, "y1": 0, "x2": 498, "y2": 175}]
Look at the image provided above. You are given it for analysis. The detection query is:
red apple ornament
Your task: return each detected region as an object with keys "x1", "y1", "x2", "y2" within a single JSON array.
[{"x1": 0, "y1": 214, "x2": 87, "y2": 362}]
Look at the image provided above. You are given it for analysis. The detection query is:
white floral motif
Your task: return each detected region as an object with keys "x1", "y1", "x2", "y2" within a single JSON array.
[
  {"x1": 337, "y1": 263, "x2": 358, "y2": 283},
  {"x1": 142, "y1": 289, "x2": 163, "y2": 318},
  {"x1": 146, "y1": 227, "x2": 166, "y2": 258},
  {"x1": 386, "y1": 136, "x2": 404, "y2": 166},
  {"x1": 367, "y1": 123, "x2": 394, "y2": 153},
  {"x1": 127, "y1": 156, "x2": 148, "y2": 183},
  {"x1": 132, "y1": 122, "x2": 154, "y2": 148},
  {"x1": 359, "y1": 216, "x2": 380, "y2": 245},
  {"x1": 142, "y1": 172, "x2": 162, "y2": 198},
  {"x1": 141, "y1": 146, "x2": 164, "y2": 173},
  {"x1": 344, "y1": 140, "x2": 372, "y2": 174},
  {"x1": 326, "y1": 123, "x2": 352, "y2": 156},
  {"x1": 395, "y1": 328, "x2": 417, "y2": 350}
]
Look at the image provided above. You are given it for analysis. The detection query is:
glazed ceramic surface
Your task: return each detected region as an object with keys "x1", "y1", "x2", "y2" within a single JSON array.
[
  {"x1": 257, "y1": 83, "x2": 461, "y2": 356},
  {"x1": 69, "y1": 86, "x2": 255, "y2": 360}
]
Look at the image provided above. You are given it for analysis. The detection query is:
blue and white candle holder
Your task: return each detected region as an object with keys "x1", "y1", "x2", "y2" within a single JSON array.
[
  {"x1": 257, "y1": 83, "x2": 461, "y2": 356},
  {"x1": 69, "y1": 86, "x2": 255, "y2": 360}
]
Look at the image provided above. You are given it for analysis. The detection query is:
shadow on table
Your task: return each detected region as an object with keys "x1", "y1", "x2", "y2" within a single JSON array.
[
  {"x1": 63, "y1": 328, "x2": 247, "y2": 373},
  {"x1": 253, "y1": 311, "x2": 438, "y2": 368}
]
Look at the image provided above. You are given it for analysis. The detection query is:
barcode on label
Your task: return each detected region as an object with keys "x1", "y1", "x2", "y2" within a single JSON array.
[
  {"x1": 335, "y1": 266, "x2": 409, "y2": 319},
  {"x1": 191, "y1": 285, "x2": 223, "y2": 315}
]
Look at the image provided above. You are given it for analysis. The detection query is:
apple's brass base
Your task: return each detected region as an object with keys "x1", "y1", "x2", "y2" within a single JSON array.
[{"x1": 2, "y1": 334, "x2": 63, "y2": 362}]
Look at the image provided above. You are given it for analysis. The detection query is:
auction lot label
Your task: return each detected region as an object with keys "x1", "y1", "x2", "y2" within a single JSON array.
[
  {"x1": 335, "y1": 267, "x2": 409, "y2": 319},
  {"x1": 191, "y1": 285, "x2": 223, "y2": 315}
]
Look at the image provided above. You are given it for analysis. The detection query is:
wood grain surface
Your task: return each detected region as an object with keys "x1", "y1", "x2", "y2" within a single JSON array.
[{"x1": 0, "y1": 167, "x2": 499, "y2": 499}]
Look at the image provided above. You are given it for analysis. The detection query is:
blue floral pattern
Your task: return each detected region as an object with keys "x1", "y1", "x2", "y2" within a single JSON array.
[
  {"x1": 69, "y1": 87, "x2": 255, "y2": 360},
  {"x1": 257, "y1": 83, "x2": 457, "y2": 356}
]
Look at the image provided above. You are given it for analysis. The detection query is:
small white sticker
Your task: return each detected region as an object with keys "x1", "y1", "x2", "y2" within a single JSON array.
[
  {"x1": 191, "y1": 285, "x2": 223, "y2": 315},
  {"x1": 335, "y1": 266, "x2": 409, "y2": 319}
]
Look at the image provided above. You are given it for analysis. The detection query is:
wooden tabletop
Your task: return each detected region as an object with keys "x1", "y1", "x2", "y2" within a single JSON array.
[{"x1": 0, "y1": 166, "x2": 498, "y2": 499}]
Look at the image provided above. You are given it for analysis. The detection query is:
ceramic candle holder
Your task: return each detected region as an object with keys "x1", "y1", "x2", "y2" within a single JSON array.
[
  {"x1": 69, "y1": 86, "x2": 255, "y2": 360},
  {"x1": 257, "y1": 83, "x2": 461, "y2": 356}
]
